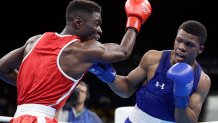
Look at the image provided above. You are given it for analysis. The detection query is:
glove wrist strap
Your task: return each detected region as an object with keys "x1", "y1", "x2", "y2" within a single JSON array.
[{"x1": 126, "y1": 16, "x2": 141, "y2": 33}]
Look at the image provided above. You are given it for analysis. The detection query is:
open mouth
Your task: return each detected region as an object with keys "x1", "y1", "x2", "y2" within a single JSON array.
[{"x1": 175, "y1": 53, "x2": 185, "y2": 62}]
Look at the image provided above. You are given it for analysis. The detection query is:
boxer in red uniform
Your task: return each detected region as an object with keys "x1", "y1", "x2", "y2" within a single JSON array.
[{"x1": 0, "y1": 0, "x2": 152, "y2": 122}]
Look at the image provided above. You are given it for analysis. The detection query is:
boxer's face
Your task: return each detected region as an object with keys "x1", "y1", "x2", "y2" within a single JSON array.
[
  {"x1": 79, "y1": 12, "x2": 102, "y2": 41},
  {"x1": 173, "y1": 29, "x2": 204, "y2": 64}
]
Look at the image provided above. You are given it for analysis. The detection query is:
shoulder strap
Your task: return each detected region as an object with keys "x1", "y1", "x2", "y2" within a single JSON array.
[
  {"x1": 155, "y1": 50, "x2": 171, "y2": 73},
  {"x1": 191, "y1": 63, "x2": 202, "y2": 94}
]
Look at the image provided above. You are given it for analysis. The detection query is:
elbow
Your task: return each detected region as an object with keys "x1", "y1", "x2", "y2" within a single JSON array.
[
  {"x1": 119, "y1": 86, "x2": 136, "y2": 98},
  {"x1": 120, "y1": 49, "x2": 131, "y2": 60},
  {"x1": 119, "y1": 93, "x2": 132, "y2": 98},
  {"x1": 114, "y1": 90, "x2": 133, "y2": 98},
  {"x1": 110, "y1": 87, "x2": 133, "y2": 98}
]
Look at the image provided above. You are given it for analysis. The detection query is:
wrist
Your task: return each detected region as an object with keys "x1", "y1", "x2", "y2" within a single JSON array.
[
  {"x1": 126, "y1": 16, "x2": 141, "y2": 33},
  {"x1": 97, "y1": 65, "x2": 116, "y2": 84},
  {"x1": 174, "y1": 95, "x2": 189, "y2": 108},
  {"x1": 97, "y1": 73, "x2": 115, "y2": 84}
]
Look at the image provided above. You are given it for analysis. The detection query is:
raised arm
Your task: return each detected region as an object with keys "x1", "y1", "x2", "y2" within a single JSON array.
[{"x1": 83, "y1": 0, "x2": 152, "y2": 63}]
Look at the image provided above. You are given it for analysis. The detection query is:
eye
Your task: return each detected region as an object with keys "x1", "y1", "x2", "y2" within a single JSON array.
[
  {"x1": 176, "y1": 37, "x2": 182, "y2": 43},
  {"x1": 95, "y1": 20, "x2": 101, "y2": 27},
  {"x1": 186, "y1": 42, "x2": 195, "y2": 47}
]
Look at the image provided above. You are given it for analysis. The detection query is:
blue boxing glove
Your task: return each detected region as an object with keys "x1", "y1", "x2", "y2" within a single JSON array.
[
  {"x1": 166, "y1": 62, "x2": 194, "y2": 108},
  {"x1": 89, "y1": 63, "x2": 116, "y2": 84}
]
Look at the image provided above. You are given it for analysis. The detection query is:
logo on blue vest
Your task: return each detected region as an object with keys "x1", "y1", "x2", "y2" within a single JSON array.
[{"x1": 155, "y1": 81, "x2": 165, "y2": 90}]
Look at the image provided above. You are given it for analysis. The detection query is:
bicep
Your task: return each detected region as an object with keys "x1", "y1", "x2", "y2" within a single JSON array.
[
  {"x1": 124, "y1": 51, "x2": 156, "y2": 90},
  {"x1": 126, "y1": 66, "x2": 147, "y2": 90},
  {"x1": 110, "y1": 66, "x2": 147, "y2": 98},
  {"x1": 101, "y1": 43, "x2": 128, "y2": 62},
  {"x1": 84, "y1": 43, "x2": 128, "y2": 63}
]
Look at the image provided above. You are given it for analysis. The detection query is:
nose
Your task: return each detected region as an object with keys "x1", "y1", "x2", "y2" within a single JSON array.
[
  {"x1": 178, "y1": 42, "x2": 186, "y2": 52},
  {"x1": 98, "y1": 26, "x2": 102, "y2": 35}
]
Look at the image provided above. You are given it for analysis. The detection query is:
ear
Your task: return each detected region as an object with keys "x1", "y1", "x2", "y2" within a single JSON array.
[
  {"x1": 73, "y1": 17, "x2": 82, "y2": 29},
  {"x1": 198, "y1": 45, "x2": 204, "y2": 54}
]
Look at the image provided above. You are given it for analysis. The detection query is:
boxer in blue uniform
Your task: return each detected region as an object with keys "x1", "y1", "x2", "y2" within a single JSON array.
[{"x1": 89, "y1": 20, "x2": 211, "y2": 123}]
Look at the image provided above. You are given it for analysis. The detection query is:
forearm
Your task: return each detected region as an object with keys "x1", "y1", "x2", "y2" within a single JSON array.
[
  {"x1": 120, "y1": 29, "x2": 137, "y2": 56},
  {"x1": 175, "y1": 107, "x2": 198, "y2": 123},
  {"x1": 108, "y1": 75, "x2": 134, "y2": 98},
  {"x1": 120, "y1": 29, "x2": 137, "y2": 58}
]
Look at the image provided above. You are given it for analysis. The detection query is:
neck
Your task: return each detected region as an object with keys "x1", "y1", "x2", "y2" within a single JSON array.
[
  {"x1": 60, "y1": 26, "x2": 74, "y2": 35},
  {"x1": 74, "y1": 103, "x2": 85, "y2": 113}
]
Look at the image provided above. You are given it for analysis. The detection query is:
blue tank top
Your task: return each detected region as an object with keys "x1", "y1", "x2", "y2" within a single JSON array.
[{"x1": 135, "y1": 50, "x2": 202, "y2": 122}]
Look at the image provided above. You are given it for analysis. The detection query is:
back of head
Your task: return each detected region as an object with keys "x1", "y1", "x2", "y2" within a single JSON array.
[
  {"x1": 66, "y1": 0, "x2": 101, "y2": 22},
  {"x1": 178, "y1": 20, "x2": 207, "y2": 46}
]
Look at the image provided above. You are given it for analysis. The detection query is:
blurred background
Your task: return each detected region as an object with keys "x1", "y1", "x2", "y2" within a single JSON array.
[{"x1": 0, "y1": 0, "x2": 217, "y2": 123}]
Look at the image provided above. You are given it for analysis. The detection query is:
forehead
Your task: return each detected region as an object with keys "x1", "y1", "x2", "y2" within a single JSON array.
[
  {"x1": 89, "y1": 12, "x2": 102, "y2": 22},
  {"x1": 177, "y1": 29, "x2": 201, "y2": 44}
]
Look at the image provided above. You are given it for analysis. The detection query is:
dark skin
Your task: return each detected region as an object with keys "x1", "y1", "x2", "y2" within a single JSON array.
[
  {"x1": 108, "y1": 29, "x2": 211, "y2": 123},
  {"x1": 0, "y1": 12, "x2": 138, "y2": 85}
]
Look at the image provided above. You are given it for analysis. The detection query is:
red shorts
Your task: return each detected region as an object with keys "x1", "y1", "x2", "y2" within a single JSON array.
[{"x1": 10, "y1": 115, "x2": 57, "y2": 123}]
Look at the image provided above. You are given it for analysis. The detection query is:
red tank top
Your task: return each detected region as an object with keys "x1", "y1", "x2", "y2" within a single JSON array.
[{"x1": 17, "y1": 32, "x2": 85, "y2": 110}]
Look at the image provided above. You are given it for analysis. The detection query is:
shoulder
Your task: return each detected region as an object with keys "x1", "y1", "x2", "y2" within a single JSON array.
[
  {"x1": 25, "y1": 34, "x2": 42, "y2": 45},
  {"x1": 67, "y1": 39, "x2": 102, "y2": 52},
  {"x1": 141, "y1": 50, "x2": 163, "y2": 61},
  {"x1": 198, "y1": 71, "x2": 211, "y2": 92},
  {"x1": 140, "y1": 50, "x2": 163, "y2": 67},
  {"x1": 22, "y1": 34, "x2": 42, "y2": 56},
  {"x1": 65, "y1": 39, "x2": 104, "y2": 62}
]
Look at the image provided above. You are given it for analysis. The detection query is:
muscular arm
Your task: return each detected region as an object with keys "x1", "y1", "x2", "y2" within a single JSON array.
[
  {"x1": 82, "y1": 29, "x2": 137, "y2": 63},
  {"x1": 107, "y1": 50, "x2": 158, "y2": 98},
  {"x1": 85, "y1": 0, "x2": 151, "y2": 63},
  {"x1": 0, "y1": 35, "x2": 41, "y2": 86},
  {"x1": 175, "y1": 72, "x2": 211, "y2": 123},
  {"x1": 0, "y1": 46, "x2": 25, "y2": 86},
  {"x1": 108, "y1": 65, "x2": 146, "y2": 98},
  {"x1": 59, "y1": 29, "x2": 137, "y2": 79},
  {"x1": 101, "y1": 29, "x2": 137, "y2": 62}
]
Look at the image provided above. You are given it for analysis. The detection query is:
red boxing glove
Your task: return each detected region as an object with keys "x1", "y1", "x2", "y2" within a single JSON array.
[{"x1": 125, "y1": 0, "x2": 152, "y2": 32}]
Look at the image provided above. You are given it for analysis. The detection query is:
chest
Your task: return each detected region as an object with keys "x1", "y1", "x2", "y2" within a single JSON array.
[{"x1": 146, "y1": 69, "x2": 174, "y2": 97}]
